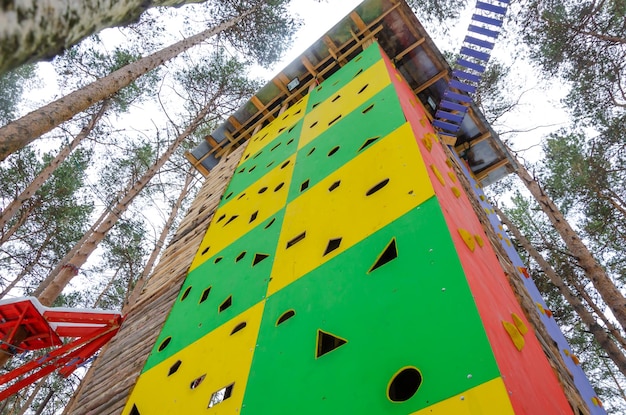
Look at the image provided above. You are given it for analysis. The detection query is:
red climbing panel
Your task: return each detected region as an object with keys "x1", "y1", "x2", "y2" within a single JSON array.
[{"x1": 381, "y1": 48, "x2": 574, "y2": 415}]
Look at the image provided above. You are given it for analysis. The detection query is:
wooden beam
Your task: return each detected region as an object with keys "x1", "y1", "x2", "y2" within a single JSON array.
[
  {"x1": 227, "y1": 116, "x2": 242, "y2": 130},
  {"x1": 395, "y1": 37, "x2": 425, "y2": 62},
  {"x1": 455, "y1": 131, "x2": 491, "y2": 152},
  {"x1": 475, "y1": 158, "x2": 510, "y2": 181},
  {"x1": 272, "y1": 78, "x2": 290, "y2": 95},
  {"x1": 250, "y1": 96, "x2": 266, "y2": 112},
  {"x1": 301, "y1": 56, "x2": 321, "y2": 81},
  {"x1": 413, "y1": 70, "x2": 448, "y2": 94},
  {"x1": 335, "y1": 25, "x2": 383, "y2": 64},
  {"x1": 205, "y1": 135, "x2": 219, "y2": 148},
  {"x1": 323, "y1": 35, "x2": 344, "y2": 64},
  {"x1": 440, "y1": 134, "x2": 458, "y2": 146},
  {"x1": 349, "y1": 29, "x2": 360, "y2": 44},
  {"x1": 350, "y1": 11, "x2": 367, "y2": 31},
  {"x1": 184, "y1": 152, "x2": 209, "y2": 177}
]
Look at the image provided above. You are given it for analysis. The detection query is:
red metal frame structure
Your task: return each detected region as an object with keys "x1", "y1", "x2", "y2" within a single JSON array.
[{"x1": 0, "y1": 297, "x2": 123, "y2": 401}]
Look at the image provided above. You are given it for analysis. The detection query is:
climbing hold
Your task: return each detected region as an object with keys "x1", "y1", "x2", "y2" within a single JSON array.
[
  {"x1": 502, "y1": 321, "x2": 525, "y2": 351},
  {"x1": 451, "y1": 187, "x2": 461, "y2": 198},
  {"x1": 511, "y1": 313, "x2": 528, "y2": 335},
  {"x1": 458, "y1": 228, "x2": 475, "y2": 252},
  {"x1": 421, "y1": 135, "x2": 433, "y2": 152},
  {"x1": 518, "y1": 266, "x2": 530, "y2": 279},
  {"x1": 474, "y1": 234, "x2": 484, "y2": 248},
  {"x1": 591, "y1": 397, "x2": 603, "y2": 407},
  {"x1": 447, "y1": 171, "x2": 457, "y2": 183},
  {"x1": 431, "y1": 165, "x2": 446, "y2": 186}
]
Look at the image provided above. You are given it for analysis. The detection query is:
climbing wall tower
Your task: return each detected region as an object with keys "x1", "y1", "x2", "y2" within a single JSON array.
[
  {"x1": 122, "y1": 44, "x2": 579, "y2": 415},
  {"x1": 65, "y1": 1, "x2": 604, "y2": 414}
]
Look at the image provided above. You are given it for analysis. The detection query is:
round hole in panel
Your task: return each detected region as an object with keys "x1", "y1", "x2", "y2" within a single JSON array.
[{"x1": 387, "y1": 367, "x2": 422, "y2": 402}]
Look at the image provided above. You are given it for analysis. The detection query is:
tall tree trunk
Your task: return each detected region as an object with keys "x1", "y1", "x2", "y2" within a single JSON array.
[
  {"x1": 515, "y1": 160, "x2": 626, "y2": 332},
  {"x1": 92, "y1": 266, "x2": 122, "y2": 309},
  {"x1": 0, "y1": 0, "x2": 230, "y2": 74},
  {"x1": 37, "y1": 101, "x2": 213, "y2": 306},
  {"x1": 32, "y1": 208, "x2": 107, "y2": 298},
  {"x1": 0, "y1": 6, "x2": 255, "y2": 161},
  {"x1": 567, "y1": 268, "x2": 626, "y2": 350},
  {"x1": 125, "y1": 168, "x2": 195, "y2": 308},
  {"x1": 15, "y1": 376, "x2": 49, "y2": 415},
  {"x1": 497, "y1": 206, "x2": 626, "y2": 377},
  {"x1": 32, "y1": 389, "x2": 54, "y2": 415},
  {"x1": 0, "y1": 203, "x2": 36, "y2": 246},
  {"x1": 0, "y1": 103, "x2": 106, "y2": 239}
]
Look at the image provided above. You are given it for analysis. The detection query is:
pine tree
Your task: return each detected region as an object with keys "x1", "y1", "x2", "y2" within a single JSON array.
[
  {"x1": 0, "y1": 0, "x2": 298, "y2": 161},
  {"x1": 0, "y1": 64, "x2": 38, "y2": 125},
  {"x1": 0, "y1": 147, "x2": 93, "y2": 298},
  {"x1": 125, "y1": 168, "x2": 196, "y2": 308},
  {"x1": 516, "y1": 0, "x2": 626, "y2": 122},
  {"x1": 35, "y1": 50, "x2": 256, "y2": 305},
  {"x1": 514, "y1": 156, "x2": 626, "y2": 333}
]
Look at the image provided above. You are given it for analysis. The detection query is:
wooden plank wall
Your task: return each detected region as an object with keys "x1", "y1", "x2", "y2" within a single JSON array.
[{"x1": 63, "y1": 145, "x2": 245, "y2": 415}]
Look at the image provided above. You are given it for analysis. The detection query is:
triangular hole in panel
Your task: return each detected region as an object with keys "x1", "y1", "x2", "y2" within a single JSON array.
[
  {"x1": 369, "y1": 238, "x2": 398, "y2": 273},
  {"x1": 224, "y1": 215, "x2": 238, "y2": 226},
  {"x1": 316, "y1": 330, "x2": 347, "y2": 358},
  {"x1": 252, "y1": 253, "x2": 270, "y2": 266},
  {"x1": 358, "y1": 136, "x2": 380, "y2": 152},
  {"x1": 130, "y1": 404, "x2": 140, "y2": 415}
]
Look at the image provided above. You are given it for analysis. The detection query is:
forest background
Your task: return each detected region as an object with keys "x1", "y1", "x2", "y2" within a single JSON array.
[{"x1": 0, "y1": 0, "x2": 625, "y2": 413}]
